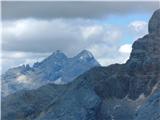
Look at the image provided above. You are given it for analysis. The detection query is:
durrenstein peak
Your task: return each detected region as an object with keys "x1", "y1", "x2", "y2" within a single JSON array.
[{"x1": 1, "y1": 49, "x2": 99, "y2": 97}]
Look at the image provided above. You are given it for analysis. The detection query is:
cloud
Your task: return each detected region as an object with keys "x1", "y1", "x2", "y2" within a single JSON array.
[
  {"x1": 1, "y1": 51, "x2": 50, "y2": 72},
  {"x1": 128, "y1": 21, "x2": 147, "y2": 32},
  {"x1": 128, "y1": 20, "x2": 148, "y2": 40},
  {"x1": 2, "y1": 1, "x2": 155, "y2": 72},
  {"x1": 2, "y1": 51, "x2": 49, "y2": 60},
  {"x1": 81, "y1": 25, "x2": 103, "y2": 39},
  {"x1": 2, "y1": 1, "x2": 159, "y2": 20},
  {"x1": 2, "y1": 18, "x2": 123, "y2": 55},
  {"x1": 2, "y1": 19, "x2": 84, "y2": 54},
  {"x1": 2, "y1": 18, "x2": 127, "y2": 71},
  {"x1": 16, "y1": 75, "x2": 32, "y2": 84},
  {"x1": 118, "y1": 44, "x2": 132, "y2": 54}
]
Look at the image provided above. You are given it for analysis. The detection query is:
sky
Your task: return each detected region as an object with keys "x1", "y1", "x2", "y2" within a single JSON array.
[{"x1": 1, "y1": 1, "x2": 160, "y2": 73}]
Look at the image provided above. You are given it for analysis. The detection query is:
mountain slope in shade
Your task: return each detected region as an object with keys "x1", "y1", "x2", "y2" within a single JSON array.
[
  {"x1": 1, "y1": 50, "x2": 100, "y2": 97},
  {"x1": 2, "y1": 9, "x2": 160, "y2": 120},
  {"x1": 134, "y1": 91, "x2": 160, "y2": 120}
]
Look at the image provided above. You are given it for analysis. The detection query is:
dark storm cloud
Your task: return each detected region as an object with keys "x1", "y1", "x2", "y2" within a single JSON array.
[{"x1": 2, "y1": 1, "x2": 159, "y2": 20}]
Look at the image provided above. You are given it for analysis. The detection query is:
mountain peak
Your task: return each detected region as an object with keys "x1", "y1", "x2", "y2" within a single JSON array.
[
  {"x1": 44, "y1": 50, "x2": 68, "y2": 61},
  {"x1": 36, "y1": 50, "x2": 67, "y2": 68},
  {"x1": 51, "y1": 50, "x2": 67, "y2": 58},
  {"x1": 77, "y1": 50, "x2": 94, "y2": 59},
  {"x1": 148, "y1": 9, "x2": 160, "y2": 35}
]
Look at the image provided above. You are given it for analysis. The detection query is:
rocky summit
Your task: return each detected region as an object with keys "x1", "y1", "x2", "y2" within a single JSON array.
[
  {"x1": 2, "y1": 9, "x2": 160, "y2": 120},
  {"x1": 1, "y1": 50, "x2": 99, "y2": 97}
]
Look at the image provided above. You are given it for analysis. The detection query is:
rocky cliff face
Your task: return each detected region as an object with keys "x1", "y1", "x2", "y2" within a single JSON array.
[
  {"x1": 149, "y1": 8, "x2": 160, "y2": 35},
  {"x1": 125, "y1": 8, "x2": 160, "y2": 99},
  {"x1": 2, "y1": 9, "x2": 160, "y2": 120},
  {"x1": 134, "y1": 91, "x2": 160, "y2": 120}
]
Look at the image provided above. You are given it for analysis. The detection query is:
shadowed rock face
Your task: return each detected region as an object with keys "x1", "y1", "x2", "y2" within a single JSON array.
[
  {"x1": 134, "y1": 91, "x2": 160, "y2": 120},
  {"x1": 149, "y1": 8, "x2": 160, "y2": 35},
  {"x1": 2, "y1": 9, "x2": 160, "y2": 120},
  {"x1": 125, "y1": 9, "x2": 160, "y2": 100}
]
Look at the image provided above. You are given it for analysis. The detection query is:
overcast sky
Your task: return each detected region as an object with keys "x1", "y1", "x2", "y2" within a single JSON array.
[{"x1": 1, "y1": 1, "x2": 160, "y2": 73}]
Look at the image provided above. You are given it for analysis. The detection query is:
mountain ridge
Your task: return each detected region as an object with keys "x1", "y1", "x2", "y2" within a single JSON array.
[
  {"x1": 1, "y1": 49, "x2": 100, "y2": 97},
  {"x1": 2, "y1": 9, "x2": 160, "y2": 120}
]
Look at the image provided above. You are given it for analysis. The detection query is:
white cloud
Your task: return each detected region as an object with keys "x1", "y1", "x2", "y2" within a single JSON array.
[
  {"x1": 1, "y1": 51, "x2": 50, "y2": 73},
  {"x1": 118, "y1": 44, "x2": 132, "y2": 54},
  {"x1": 127, "y1": 20, "x2": 148, "y2": 45},
  {"x1": 3, "y1": 20, "x2": 29, "y2": 37},
  {"x1": 2, "y1": 19, "x2": 124, "y2": 54},
  {"x1": 16, "y1": 75, "x2": 32, "y2": 84},
  {"x1": 2, "y1": 18, "x2": 147, "y2": 72},
  {"x1": 128, "y1": 21, "x2": 147, "y2": 32},
  {"x1": 2, "y1": 18, "x2": 124, "y2": 56},
  {"x1": 9, "y1": 52, "x2": 26, "y2": 59},
  {"x1": 98, "y1": 56, "x2": 128, "y2": 66},
  {"x1": 81, "y1": 25, "x2": 103, "y2": 39},
  {"x1": 2, "y1": 51, "x2": 49, "y2": 59}
]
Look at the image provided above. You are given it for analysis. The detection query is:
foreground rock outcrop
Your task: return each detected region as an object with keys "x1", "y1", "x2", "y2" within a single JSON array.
[
  {"x1": 2, "y1": 9, "x2": 160, "y2": 120},
  {"x1": 135, "y1": 91, "x2": 160, "y2": 120}
]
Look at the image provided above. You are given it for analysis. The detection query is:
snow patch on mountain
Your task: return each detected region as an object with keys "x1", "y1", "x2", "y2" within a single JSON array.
[{"x1": 54, "y1": 77, "x2": 65, "y2": 85}]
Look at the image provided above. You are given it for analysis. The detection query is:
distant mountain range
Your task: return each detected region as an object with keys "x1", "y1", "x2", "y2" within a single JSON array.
[
  {"x1": 2, "y1": 9, "x2": 160, "y2": 120},
  {"x1": 1, "y1": 50, "x2": 100, "y2": 97}
]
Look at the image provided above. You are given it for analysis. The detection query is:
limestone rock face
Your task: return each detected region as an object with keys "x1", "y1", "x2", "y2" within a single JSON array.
[
  {"x1": 2, "y1": 9, "x2": 160, "y2": 120},
  {"x1": 124, "y1": 9, "x2": 160, "y2": 100},
  {"x1": 149, "y1": 9, "x2": 160, "y2": 35},
  {"x1": 134, "y1": 91, "x2": 160, "y2": 120}
]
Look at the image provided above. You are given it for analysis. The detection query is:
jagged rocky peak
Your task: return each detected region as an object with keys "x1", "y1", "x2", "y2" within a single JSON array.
[
  {"x1": 148, "y1": 9, "x2": 160, "y2": 35},
  {"x1": 33, "y1": 50, "x2": 67, "y2": 68},
  {"x1": 39, "y1": 50, "x2": 68, "y2": 66},
  {"x1": 2, "y1": 49, "x2": 100, "y2": 97},
  {"x1": 75, "y1": 50, "x2": 94, "y2": 60},
  {"x1": 50, "y1": 50, "x2": 68, "y2": 59}
]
